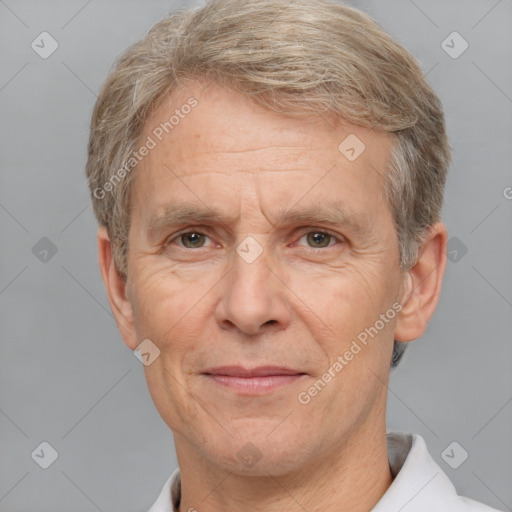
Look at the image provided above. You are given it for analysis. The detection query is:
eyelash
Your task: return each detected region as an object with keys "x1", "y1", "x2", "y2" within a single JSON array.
[{"x1": 164, "y1": 228, "x2": 344, "y2": 250}]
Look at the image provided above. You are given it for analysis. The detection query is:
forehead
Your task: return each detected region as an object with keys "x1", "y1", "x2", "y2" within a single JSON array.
[
  {"x1": 143, "y1": 80, "x2": 391, "y2": 160},
  {"x1": 133, "y1": 81, "x2": 394, "y2": 226}
]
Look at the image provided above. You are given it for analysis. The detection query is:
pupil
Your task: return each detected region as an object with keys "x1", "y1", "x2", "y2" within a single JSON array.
[
  {"x1": 184, "y1": 233, "x2": 202, "y2": 247},
  {"x1": 309, "y1": 232, "x2": 329, "y2": 247}
]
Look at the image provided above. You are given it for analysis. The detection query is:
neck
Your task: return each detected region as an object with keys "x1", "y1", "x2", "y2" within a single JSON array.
[{"x1": 175, "y1": 418, "x2": 393, "y2": 512}]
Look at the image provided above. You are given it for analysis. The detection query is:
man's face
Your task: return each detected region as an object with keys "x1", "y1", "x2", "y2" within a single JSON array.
[{"x1": 123, "y1": 80, "x2": 407, "y2": 475}]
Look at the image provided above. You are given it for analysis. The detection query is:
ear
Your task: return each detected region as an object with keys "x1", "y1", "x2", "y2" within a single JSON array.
[
  {"x1": 394, "y1": 222, "x2": 448, "y2": 342},
  {"x1": 97, "y1": 226, "x2": 138, "y2": 350}
]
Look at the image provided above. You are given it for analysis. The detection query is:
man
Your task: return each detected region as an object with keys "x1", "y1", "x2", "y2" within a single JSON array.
[{"x1": 85, "y1": 0, "x2": 502, "y2": 510}]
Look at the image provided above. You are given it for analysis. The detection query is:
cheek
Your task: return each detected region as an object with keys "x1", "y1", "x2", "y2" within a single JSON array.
[
  {"x1": 288, "y1": 264, "x2": 392, "y2": 342},
  {"x1": 132, "y1": 269, "x2": 214, "y2": 431},
  {"x1": 129, "y1": 268, "x2": 202, "y2": 346}
]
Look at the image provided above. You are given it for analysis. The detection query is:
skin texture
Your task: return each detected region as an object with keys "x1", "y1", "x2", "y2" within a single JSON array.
[{"x1": 97, "y1": 80, "x2": 447, "y2": 512}]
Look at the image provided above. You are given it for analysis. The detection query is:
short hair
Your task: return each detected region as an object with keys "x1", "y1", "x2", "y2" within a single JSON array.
[{"x1": 85, "y1": 0, "x2": 451, "y2": 368}]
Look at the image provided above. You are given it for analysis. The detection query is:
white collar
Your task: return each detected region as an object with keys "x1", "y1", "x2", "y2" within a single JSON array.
[{"x1": 148, "y1": 430, "x2": 501, "y2": 511}]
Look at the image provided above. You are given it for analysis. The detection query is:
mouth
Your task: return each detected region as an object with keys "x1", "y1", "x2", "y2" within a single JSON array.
[{"x1": 201, "y1": 366, "x2": 307, "y2": 394}]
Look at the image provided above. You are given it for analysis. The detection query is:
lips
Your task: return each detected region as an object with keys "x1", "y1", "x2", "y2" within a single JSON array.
[
  {"x1": 202, "y1": 365, "x2": 305, "y2": 377},
  {"x1": 202, "y1": 366, "x2": 307, "y2": 394}
]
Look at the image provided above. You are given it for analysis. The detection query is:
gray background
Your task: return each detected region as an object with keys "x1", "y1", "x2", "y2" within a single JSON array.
[{"x1": 0, "y1": 0, "x2": 511, "y2": 511}]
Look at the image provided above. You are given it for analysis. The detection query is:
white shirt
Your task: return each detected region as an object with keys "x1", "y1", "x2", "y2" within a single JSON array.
[{"x1": 148, "y1": 430, "x2": 503, "y2": 511}]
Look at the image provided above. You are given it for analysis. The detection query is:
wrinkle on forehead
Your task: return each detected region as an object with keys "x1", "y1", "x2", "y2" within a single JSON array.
[
  {"x1": 201, "y1": 145, "x2": 313, "y2": 155},
  {"x1": 133, "y1": 81, "x2": 394, "y2": 238}
]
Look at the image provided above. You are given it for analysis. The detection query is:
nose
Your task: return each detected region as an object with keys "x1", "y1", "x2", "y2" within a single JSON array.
[{"x1": 214, "y1": 241, "x2": 291, "y2": 336}]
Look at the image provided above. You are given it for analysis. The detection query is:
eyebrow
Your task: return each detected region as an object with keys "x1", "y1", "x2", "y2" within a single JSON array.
[{"x1": 146, "y1": 201, "x2": 372, "y2": 237}]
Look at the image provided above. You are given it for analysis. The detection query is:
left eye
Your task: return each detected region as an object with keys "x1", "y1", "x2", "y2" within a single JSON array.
[{"x1": 297, "y1": 231, "x2": 339, "y2": 249}]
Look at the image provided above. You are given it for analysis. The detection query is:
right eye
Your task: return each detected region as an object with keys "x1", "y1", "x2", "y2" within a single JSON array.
[{"x1": 166, "y1": 231, "x2": 215, "y2": 249}]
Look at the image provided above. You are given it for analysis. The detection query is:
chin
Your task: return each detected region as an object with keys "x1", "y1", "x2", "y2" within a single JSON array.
[{"x1": 196, "y1": 422, "x2": 320, "y2": 477}]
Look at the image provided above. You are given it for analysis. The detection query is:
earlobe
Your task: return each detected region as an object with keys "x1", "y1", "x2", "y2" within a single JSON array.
[
  {"x1": 394, "y1": 222, "x2": 448, "y2": 343},
  {"x1": 97, "y1": 226, "x2": 138, "y2": 350}
]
